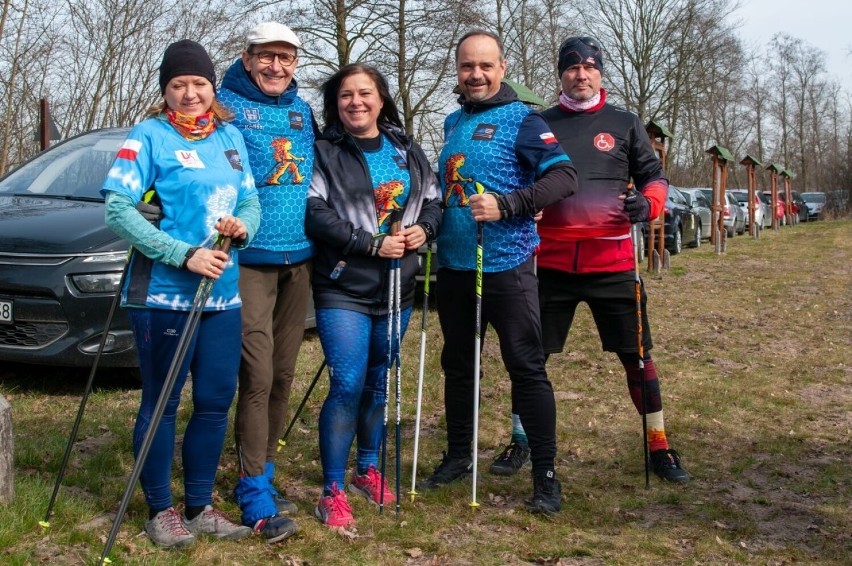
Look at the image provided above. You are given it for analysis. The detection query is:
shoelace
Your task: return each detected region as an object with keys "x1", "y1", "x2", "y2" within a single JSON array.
[
  {"x1": 364, "y1": 469, "x2": 393, "y2": 497},
  {"x1": 326, "y1": 489, "x2": 352, "y2": 515},
  {"x1": 160, "y1": 509, "x2": 190, "y2": 534}
]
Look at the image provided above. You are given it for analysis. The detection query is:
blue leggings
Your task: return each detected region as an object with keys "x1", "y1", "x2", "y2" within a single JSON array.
[
  {"x1": 128, "y1": 308, "x2": 241, "y2": 511},
  {"x1": 316, "y1": 307, "x2": 411, "y2": 491}
]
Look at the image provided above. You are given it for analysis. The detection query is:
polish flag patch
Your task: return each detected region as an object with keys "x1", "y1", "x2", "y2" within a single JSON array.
[
  {"x1": 539, "y1": 132, "x2": 558, "y2": 144},
  {"x1": 116, "y1": 139, "x2": 142, "y2": 161}
]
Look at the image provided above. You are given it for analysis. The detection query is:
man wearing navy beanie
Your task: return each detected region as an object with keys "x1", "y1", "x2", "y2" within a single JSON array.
[{"x1": 492, "y1": 36, "x2": 691, "y2": 485}]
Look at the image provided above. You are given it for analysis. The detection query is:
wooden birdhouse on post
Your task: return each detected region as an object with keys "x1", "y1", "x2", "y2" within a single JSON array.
[
  {"x1": 706, "y1": 144, "x2": 734, "y2": 254},
  {"x1": 739, "y1": 154, "x2": 762, "y2": 239},
  {"x1": 645, "y1": 120, "x2": 673, "y2": 273},
  {"x1": 780, "y1": 169, "x2": 795, "y2": 225},
  {"x1": 766, "y1": 163, "x2": 784, "y2": 230}
]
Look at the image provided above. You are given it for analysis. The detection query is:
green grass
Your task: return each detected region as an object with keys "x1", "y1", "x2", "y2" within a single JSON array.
[{"x1": 1, "y1": 220, "x2": 850, "y2": 564}]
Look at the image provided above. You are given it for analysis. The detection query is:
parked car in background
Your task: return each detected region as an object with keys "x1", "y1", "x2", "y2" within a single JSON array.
[
  {"x1": 695, "y1": 188, "x2": 745, "y2": 237},
  {"x1": 729, "y1": 189, "x2": 771, "y2": 231},
  {"x1": 790, "y1": 191, "x2": 809, "y2": 223},
  {"x1": 801, "y1": 191, "x2": 826, "y2": 220},
  {"x1": 678, "y1": 188, "x2": 712, "y2": 244},
  {"x1": 0, "y1": 128, "x2": 315, "y2": 372},
  {"x1": 763, "y1": 191, "x2": 787, "y2": 225},
  {"x1": 645, "y1": 186, "x2": 701, "y2": 254}
]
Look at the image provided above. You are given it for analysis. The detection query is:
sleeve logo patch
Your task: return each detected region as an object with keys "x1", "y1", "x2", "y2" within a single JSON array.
[
  {"x1": 176, "y1": 150, "x2": 205, "y2": 168},
  {"x1": 116, "y1": 139, "x2": 142, "y2": 161},
  {"x1": 539, "y1": 132, "x2": 558, "y2": 144}
]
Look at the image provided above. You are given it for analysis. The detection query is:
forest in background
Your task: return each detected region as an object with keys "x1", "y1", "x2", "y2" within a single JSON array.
[{"x1": 2, "y1": 0, "x2": 850, "y2": 197}]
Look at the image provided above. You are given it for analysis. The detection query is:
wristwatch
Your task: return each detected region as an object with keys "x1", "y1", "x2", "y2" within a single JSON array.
[{"x1": 181, "y1": 246, "x2": 200, "y2": 269}]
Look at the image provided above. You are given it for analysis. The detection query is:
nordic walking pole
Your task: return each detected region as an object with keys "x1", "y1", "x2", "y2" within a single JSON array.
[
  {"x1": 393, "y1": 222, "x2": 403, "y2": 517},
  {"x1": 97, "y1": 236, "x2": 230, "y2": 565},
  {"x1": 277, "y1": 359, "x2": 328, "y2": 450},
  {"x1": 40, "y1": 249, "x2": 133, "y2": 530},
  {"x1": 408, "y1": 243, "x2": 432, "y2": 502},
  {"x1": 379, "y1": 255, "x2": 394, "y2": 515},
  {"x1": 470, "y1": 182, "x2": 486, "y2": 509},
  {"x1": 379, "y1": 208, "x2": 402, "y2": 515},
  {"x1": 629, "y1": 209, "x2": 651, "y2": 490}
]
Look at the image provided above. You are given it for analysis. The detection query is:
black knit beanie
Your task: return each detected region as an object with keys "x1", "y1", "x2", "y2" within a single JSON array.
[
  {"x1": 557, "y1": 36, "x2": 603, "y2": 76},
  {"x1": 159, "y1": 39, "x2": 216, "y2": 94}
]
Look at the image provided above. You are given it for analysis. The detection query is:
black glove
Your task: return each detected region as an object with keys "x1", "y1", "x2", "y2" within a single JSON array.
[
  {"x1": 623, "y1": 191, "x2": 651, "y2": 223},
  {"x1": 136, "y1": 201, "x2": 163, "y2": 226}
]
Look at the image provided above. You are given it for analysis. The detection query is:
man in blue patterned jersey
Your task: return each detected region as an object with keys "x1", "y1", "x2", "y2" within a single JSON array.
[
  {"x1": 218, "y1": 22, "x2": 319, "y2": 542},
  {"x1": 417, "y1": 30, "x2": 578, "y2": 515}
]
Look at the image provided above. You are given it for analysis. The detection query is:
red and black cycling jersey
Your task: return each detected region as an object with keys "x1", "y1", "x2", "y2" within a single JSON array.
[{"x1": 537, "y1": 93, "x2": 667, "y2": 274}]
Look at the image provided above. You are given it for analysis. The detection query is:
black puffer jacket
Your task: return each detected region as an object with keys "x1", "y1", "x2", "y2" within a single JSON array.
[{"x1": 306, "y1": 123, "x2": 442, "y2": 315}]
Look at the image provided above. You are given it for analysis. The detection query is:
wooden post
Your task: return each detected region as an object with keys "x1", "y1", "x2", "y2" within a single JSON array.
[
  {"x1": 766, "y1": 164, "x2": 784, "y2": 230},
  {"x1": 780, "y1": 169, "x2": 794, "y2": 225},
  {"x1": 0, "y1": 395, "x2": 13, "y2": 504},
  {"x1": 740, "y1": 155, "x2": 762, "y2": 239},
  {"x1": 645, "y1": 120, "x2": 673, "y2": 273},
  {"x1": 706, "y1": 145, "x2": 734, "y2": 254}
]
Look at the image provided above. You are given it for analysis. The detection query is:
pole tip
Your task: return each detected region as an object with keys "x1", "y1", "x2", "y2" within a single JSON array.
[
  {"x1": 469, "y1": 501, "x2": 480, "y2": 508},
  {"x1": 38, "y1": 520, "x2": 50, "y2": 528}
]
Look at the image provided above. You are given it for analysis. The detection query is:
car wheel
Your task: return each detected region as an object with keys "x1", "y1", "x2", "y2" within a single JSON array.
[
  {"x1": 671, "y1": 226, "x2": 683, "y2": 255},
  {"x1": 691, "y1": 223, "x2": 701, "y2": 248},
  {"x1": 726, "y1": 224, "x2": 735, "y2": 238}
]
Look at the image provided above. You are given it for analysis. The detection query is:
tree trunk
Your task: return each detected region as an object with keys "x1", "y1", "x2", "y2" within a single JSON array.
[{"x1": 0, "y1": 394, "x2": 13, "y2": 504}]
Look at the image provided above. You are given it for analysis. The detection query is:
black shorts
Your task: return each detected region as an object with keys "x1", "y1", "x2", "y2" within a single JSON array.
[{"x1": 538, "y1": 268, "x2": 653, "y2": 354}]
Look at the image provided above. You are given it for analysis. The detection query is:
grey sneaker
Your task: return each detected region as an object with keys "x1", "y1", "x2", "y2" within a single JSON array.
[
  {"x1": 274, "y1": 493, "x2": 299, "y2": 515},
  {"x1": 145, "y1": 507, "x2": 196, "y2": 548},
  {"x1": 183, "y1": 505, "x2": 252, "y2": 540}
]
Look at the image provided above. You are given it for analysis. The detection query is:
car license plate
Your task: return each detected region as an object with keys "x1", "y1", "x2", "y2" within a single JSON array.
[{"x1": 0, "y1": 299, "x2": 12, "y2": 324}]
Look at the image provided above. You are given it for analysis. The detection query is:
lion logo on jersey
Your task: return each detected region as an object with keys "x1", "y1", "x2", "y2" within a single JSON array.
[
  {"x1": 375, "y1": 180, "x2": 405, "y2": 229},
  {"x1": 444, "y1": 152, "x2": 473, "y2": 207},
  {"x1": 267, "y1": 137, "x2": 305, "y2": 184}
]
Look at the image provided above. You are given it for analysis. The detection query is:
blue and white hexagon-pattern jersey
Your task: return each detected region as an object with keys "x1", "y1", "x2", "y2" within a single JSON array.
[
  {"x1": 102, "y1": 116, "x2": 257, "y2": 310},
  {"x1": 218, "y1": 89, "x2": 314, "y2": 254},
  {"x1": 437, "y1": 102, "x2": 569, "y2": 272},
  {"x1": 361, "y1": 135, "x2": 411, "y2": 234}
]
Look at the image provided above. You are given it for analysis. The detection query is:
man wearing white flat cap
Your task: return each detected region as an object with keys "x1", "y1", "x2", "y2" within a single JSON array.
[{"x1": 219, "y1": 22, "x2": 319, "y2": 543}]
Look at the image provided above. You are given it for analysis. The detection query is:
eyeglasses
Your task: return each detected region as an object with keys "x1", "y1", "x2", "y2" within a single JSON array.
[{"x1": 252, "y1": 50, "x2": 298, "y2": 66}]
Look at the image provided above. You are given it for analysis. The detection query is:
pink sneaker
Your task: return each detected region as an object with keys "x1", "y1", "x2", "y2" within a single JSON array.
[
  {"x1": 349, "y1": 465, "x2": 396, "y2": 505},
  {"x1": 315, "y1": 482, "x2": 355, "y2": 528}
]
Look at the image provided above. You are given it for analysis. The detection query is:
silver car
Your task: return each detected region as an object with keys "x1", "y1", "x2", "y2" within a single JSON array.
[
  {"x1": 729, "y1": 189, "x2": 772, "y2": 231},
  {"x1": 695, "y1": 188, "x2": 746, "y2": 238},
  {"x1": 679, "y1": 188, "x2": 712, "y2": 243},
  {"x1": 800, "y1": 192, "x2": 826, "y2": 220}
]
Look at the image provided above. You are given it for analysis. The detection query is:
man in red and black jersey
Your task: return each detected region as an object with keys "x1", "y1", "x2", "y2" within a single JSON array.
[{"x1": 490, "y1": 36, "x2": 689, "y2": 484}]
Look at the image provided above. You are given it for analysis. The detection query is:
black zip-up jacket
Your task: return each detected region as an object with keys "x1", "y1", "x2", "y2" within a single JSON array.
[{"x1": 306, "y1": 122, "x2": 443, "y2": 315}]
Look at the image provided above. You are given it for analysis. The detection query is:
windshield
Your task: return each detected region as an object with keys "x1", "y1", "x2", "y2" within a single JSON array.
[
  {"x1": 0, "y1": 129, "x2": 128, "y2": 201},
  {"x1": 802, "y1": 193, "x2": 826, "y2": 203}
]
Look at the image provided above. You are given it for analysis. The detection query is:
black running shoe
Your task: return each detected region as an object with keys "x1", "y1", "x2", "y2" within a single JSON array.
[
  {"x1": 416, "y1": 452, "x2": 473, "y2": 490},
  {"x1": 253, "y1": 514, "x2": 299, "y2": 544},
  {"x1": 526, "y1": 470, "x2": 561, "y2": 515},
  {"x1": 650, "y1": 448, "x2": 690, "y2": 484},
  {"x1": 488, "y1": 441, "x2": 531, "y2": 476}
]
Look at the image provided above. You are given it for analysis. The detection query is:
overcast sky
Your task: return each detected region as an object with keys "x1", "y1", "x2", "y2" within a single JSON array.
[{"x1": 733, "y1": 0, "x2": 852, "y2": 92}]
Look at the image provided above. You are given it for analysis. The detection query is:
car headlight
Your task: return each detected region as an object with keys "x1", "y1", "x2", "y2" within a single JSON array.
[
  {"x1": 70, "y1": 272, "x2": 123, "y2": 294},
  {"x1": 82, "y1": 251, "x2": 129, "y2": 264}
]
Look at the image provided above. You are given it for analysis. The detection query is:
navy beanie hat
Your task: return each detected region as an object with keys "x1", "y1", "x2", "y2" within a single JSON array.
[
  {"x1": 159, "y1": 39, "x2": 216, "y2": 94},
  {"x1": 557, "y1": 36, "x2": 603, "y2": 75}
]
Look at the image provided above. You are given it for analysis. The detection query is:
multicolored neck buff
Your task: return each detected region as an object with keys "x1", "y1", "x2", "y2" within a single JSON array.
[
  {"x1": 559, "y1": 87, "x2": 607, "y2": 113},
  {"x1": 165, "y1": 109, "x2": 216, "y2": 141}
]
